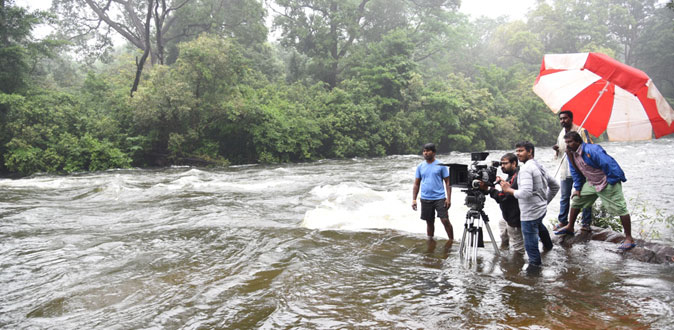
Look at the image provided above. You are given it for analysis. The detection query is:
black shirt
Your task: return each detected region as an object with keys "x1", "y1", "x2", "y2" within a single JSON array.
[{"x1": 488, "y1": 167, "x2": 520, "y2": 228}]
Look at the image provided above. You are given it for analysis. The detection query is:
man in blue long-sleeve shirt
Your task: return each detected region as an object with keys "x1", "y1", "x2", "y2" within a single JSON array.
[{"x1": 554, "y1": 131, "x2": 635, "y2": 250}]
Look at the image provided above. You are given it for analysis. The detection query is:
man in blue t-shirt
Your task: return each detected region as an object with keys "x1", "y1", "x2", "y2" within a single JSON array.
[{"x1": 412, "y1": 143, "x2": 453, "y2": 240}]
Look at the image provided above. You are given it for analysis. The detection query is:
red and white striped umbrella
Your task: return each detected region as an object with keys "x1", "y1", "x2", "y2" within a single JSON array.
[{"x1": 533, "y1": 52, "x2": 674, "y2": 141}]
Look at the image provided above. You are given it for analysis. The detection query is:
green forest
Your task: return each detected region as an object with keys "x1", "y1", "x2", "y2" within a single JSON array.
[{"x1": 1, "y1": 0, "x2": 673, "y2": 176}]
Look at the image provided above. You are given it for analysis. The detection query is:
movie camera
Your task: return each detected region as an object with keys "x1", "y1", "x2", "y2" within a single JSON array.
[
  {"x1": 442, "y1": 152, "x2": 500, "y2": 262},
  {"x1": 443, "y1": 152, "x2": 500, "y2": 210}
]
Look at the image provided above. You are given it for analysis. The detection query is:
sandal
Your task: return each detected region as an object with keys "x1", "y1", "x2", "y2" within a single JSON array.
[
  {"x1": 554, "y1": 228, "x2": 575, "y2": 236},
  {"x1": 618, "y1": 241, "x2": 636, "y2": 251}
]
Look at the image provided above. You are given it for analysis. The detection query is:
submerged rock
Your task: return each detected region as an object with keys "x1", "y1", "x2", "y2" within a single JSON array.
[{"x1": 552, "y1": 226, "x2": 674, "y2": 264}]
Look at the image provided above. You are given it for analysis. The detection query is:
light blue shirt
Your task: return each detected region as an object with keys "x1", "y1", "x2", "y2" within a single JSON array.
[{"x1": 415, "y1": 160, "x2": 449, "y2": 200}]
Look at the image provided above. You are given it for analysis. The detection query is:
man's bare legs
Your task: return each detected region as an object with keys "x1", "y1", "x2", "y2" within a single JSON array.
[
  {"x1": 620, "y1": 214, "x2": 634, "y2": 245},
  {"x1": 426, "y1": 219, "x2": 435, "y2": 239},
  {"x1": 440, "y1": 218, "x2": 453, "y2": 241},
  {"x1": 426, "y1": 218, "x2": 454, "y2": 241},
  {"x1": 561, "y1": 207, "x2": 634, "y2": 245}
]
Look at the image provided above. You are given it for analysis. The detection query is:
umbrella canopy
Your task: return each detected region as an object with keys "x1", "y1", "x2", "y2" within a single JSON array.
[{"x1": 533, "y1": 52, "x2": 674, "y2": 141}]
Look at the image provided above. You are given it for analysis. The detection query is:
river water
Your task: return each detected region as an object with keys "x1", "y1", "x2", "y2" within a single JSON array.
[{"x1": 1, "y1": 139, "x2": 673, "y2": 329}]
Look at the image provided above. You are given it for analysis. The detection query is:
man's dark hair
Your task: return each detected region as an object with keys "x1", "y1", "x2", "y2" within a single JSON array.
[
  {"x1": 564, "y1": 131, "x2": 583, "y2": 143},
  {"x1": 515, "y1": 141, "x2": 535, "y2": 157},
  {"x1": 559, "y1": 110, "x2": 574, "y2": 119},
  {"x1": 423, "y1": 143, "x2": 437, "y2": 152},
  {"x1": 501, "y1": 153, "x2": 518, "y2": 165}
]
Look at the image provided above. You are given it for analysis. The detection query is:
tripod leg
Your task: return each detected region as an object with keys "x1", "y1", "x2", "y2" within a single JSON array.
[
  {"x1": 466, "y1": 227, "x2": 474, "y2": 262},
  {"x1": 480, "y1": 211, "x2": 501, "y2": 257},
  {"x1": 472, "y1": 229, "x2": 478, "y2": 263},
  {"x1": 459, "y1": 220, "x2": 468, "y2": 258},
  {"x1": 483, "y1": 221, "x2": 501, "y2": 257}
]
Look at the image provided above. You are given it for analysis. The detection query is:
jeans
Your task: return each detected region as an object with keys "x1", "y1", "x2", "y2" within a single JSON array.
[
  {"x1": 558, "y1": 177, "x2": 592, "y2": 226},
  {"x1": 521, "y1": 216, "x2": 550, "y2": 266}
]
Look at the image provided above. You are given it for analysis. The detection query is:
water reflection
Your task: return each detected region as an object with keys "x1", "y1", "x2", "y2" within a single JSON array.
[{"x1": 424, "y1": 239, "x2": 453, "y2": 257}]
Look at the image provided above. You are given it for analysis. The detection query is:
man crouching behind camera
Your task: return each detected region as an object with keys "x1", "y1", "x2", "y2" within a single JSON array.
[
  {"x1": 500, "y1": 142, "x2": 559, "y2": 267},
  {"x1": 480, "y1": 153, "x2": 525, "y2": 254}
]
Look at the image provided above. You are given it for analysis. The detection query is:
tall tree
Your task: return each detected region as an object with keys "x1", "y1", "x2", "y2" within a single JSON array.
[
  {"x1": 631, "y1": 5, "x2": 674, "y2": 99},
  {"x1": 0, "y1": 0, "x2": 56, "y2": 94},
  {"x1": 527, "y1": 0, "x2": 618, "y2": 54},
  {"x1": 273, "y1": 0, "x2": 462, "y2": 88},
  {"x1": 360, "y1": 0, "x2": 462, "y2": 62},
  {"x1": 608, "y1": 0, "x2": 658, "y2": 65},
  {"x1": 273, "y1": 0, "x2": 371, "y2": 89},
  {"x1": 53, "y1": 0, "x2": 267, "y2": 95},
  {"x1": 1, "y1": 0, "x2": 58, "y2": 173}
]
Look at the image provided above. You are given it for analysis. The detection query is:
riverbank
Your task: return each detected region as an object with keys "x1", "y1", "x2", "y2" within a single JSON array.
[{"x1": 555, "y1": 226, "x2": 674, "y2": 264}]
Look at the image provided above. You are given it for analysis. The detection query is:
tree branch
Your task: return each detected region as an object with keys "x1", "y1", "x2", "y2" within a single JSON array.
[{"x1": 83, "y1": 0, "x2": 144, "y2": 48}]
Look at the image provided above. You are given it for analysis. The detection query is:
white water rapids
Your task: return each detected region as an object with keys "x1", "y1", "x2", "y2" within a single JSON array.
[{"x1": 1, "y1": 139, "x2": 672, "y2": 328}]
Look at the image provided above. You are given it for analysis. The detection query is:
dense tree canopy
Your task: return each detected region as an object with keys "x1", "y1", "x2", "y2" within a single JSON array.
[
  {"x1": 52, "y1": 0, "x2": 268, "y2": 94},
  {"x1": 1, "y1": 0, "x2": 672, "y2": 176}
]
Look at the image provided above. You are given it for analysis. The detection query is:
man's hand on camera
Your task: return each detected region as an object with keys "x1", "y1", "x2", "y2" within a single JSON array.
[
  {"x1": 500, "y1": 181, "x2": 514, "y2": 195},
  {"x1": 412, "y1": 200, "x2": 417, "y2": 211}
]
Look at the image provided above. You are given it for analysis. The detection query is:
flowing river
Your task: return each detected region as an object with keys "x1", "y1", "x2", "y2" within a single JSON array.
[{"x1": 1, "y1": 139, "x2": 673, "y2": 329}]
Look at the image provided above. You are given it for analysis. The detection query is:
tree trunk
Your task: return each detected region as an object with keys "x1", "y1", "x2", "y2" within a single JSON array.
[{"x1": 130, "y1": 0, "x2": 154, "y2": 97}]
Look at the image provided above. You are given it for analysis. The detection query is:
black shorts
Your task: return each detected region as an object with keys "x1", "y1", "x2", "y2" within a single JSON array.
[{"x1": 420, "y1": 198, "x2": 448, "y2": 221}]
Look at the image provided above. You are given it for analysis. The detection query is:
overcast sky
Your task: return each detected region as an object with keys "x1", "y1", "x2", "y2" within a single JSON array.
[
  {"x1": 16, "y1": 0, "x2": 537, "y2": 20},
  {"x1": 460, "y1": 0, "x2": 536, "y2": 20},
  {"x1": 15, "y1": 0, "x2": 538, "y2": 43}
]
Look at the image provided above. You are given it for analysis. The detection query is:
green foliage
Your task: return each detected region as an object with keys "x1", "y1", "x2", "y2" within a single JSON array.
[
  {"x1": 132, "y1": 35, "x2": 251, "y2": 164},
  {"x1": 2, "y1": 0, "x2": 672, "y2": 177},
  {"x1": 591, "y1": 202, "x2": 624, "y2": 232},
  {"x1": 592, "y1": 197, "x2": 674, "y2": 241},
  {"x1": 250, "y1": 83, "x2": 325, "y2": 162},
  {"x1": 631, "y1": 6, "x2": 674, "y2": 100},
  {"x1": 527, "y1": 0, "x2": 618, "y2": 54},
  {"x1": 0, "y1": 1, "x2": 58, "y2": 94},
  {"x1": 163, "y1": 0, "x2": 269, "y2": 64},
  {"x1": 1, "y1": 89, "x2": 130, "y2": 175},
  {"x1": 629, "y1": 198, "x2": 674, "y2": 241},
  {"x1": 274, "y1": 0, "x2": 462, "y2": 88}
]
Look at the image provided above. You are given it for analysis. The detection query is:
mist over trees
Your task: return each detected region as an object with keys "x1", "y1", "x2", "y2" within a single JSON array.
[{"x1": 1, "y1": 0, "x2": 673, "y2": 176}]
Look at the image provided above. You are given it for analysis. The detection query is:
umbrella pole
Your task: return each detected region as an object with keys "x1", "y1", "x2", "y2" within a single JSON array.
[
  {"x1": 577, "y1": 80, "x2": 610, "y2": 131},
  {"x1": 553, "y1": 81, "x2": 610, "y2": 178}
]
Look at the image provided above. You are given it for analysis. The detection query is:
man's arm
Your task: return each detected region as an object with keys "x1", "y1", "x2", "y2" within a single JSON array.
[
  {"x1": 553, "y1": 129, "x2": 564, "y2": 159},
  {"x1": 412, "y1": 178, "x2": 421, "y2": 210},
  {"x1": 566, "y1": 149, "x2": 585, "y2": 191},
  {"x1": 545, "y1": 172, "x2": 560, "y2": 204},
  {"x1": 486, "y1": 177, "x2": 506, "y2": 203},
  {"x1": 503, "y1": 165, "x2": 533, "y2": 199},
  {"x1": 443, "y1": 176, "x2": 452, "y2": 209}
]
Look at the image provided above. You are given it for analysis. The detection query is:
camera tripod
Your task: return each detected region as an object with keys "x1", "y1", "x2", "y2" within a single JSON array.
[{"x1": 459, "y1": 207, "x2": 500, "y2": 264}]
